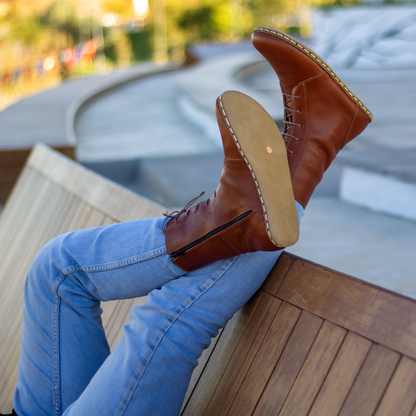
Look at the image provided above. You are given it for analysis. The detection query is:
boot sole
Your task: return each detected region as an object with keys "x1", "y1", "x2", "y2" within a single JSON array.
[
  {"x1": 253, "y1": 27, "x2": 374, "y2": 123},
  {"x1": 219, "y1": 91, "x2": 299, "y2": 248}
]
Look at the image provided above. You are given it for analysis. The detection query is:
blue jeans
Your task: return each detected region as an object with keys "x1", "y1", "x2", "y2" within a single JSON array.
[{"x1": 14, "y1": 202, "x2": 304, "y2": 416}]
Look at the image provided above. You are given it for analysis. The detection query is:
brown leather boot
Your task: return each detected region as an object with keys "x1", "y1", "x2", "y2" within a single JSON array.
[
  {"x1": 163, "y1": 91, "x2": 299, "y2": 272},
  {"x1": 251, "y1": 27, "x2": 374, "y2": 208}
]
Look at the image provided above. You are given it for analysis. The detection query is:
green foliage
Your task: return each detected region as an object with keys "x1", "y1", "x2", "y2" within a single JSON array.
[
  {"x1": 177, "y1": 4, "x2": 221, "y2": 41},
  {"x1": 40, "y1": 1, "x2": 84, "y2": 45},
  {"x1": 128, "y1": 29, "x2": 153, "y2": 61},
  {"x1": 9, "y1": 16, "x2": 42, "y2": 45}
]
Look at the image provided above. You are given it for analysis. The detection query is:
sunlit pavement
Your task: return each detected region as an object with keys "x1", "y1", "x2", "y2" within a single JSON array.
[{"x1": 76, "y1": 71, "x2": 218, "y2": 162}]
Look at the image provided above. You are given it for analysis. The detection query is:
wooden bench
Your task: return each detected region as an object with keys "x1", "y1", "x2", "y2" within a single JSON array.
[{"x1": 1, "y1": 144, "x2": 416, "y2": 415}]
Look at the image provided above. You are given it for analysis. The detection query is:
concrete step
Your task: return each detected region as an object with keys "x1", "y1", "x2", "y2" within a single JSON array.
[
  {"x1": 84, "y1": 151, "x2": 224, "y2": 209},
  {"x1": 287, "y1": 196, "x2": 416, "y2": 300}
]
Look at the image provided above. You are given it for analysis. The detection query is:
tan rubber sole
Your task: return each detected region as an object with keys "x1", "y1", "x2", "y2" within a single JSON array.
[
  {"x1": 253, "y1": 27, "x2": 374, "y2": 123},
  {"x1": 219, "y1": 91, "x2": 299, "y2": 248}
]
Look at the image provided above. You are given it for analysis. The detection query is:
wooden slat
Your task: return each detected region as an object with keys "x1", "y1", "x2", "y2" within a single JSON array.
[
  {"x1": 105, "y1": 298, "x2": 137, "y2": 348},
  {"x1": 0, "y1": 339, "x2": 22, "y2": 410},
  {"x1": 204, "y1": 295, "x2": 283, "y2": 416},
  {"x1": 181, "y1": 328, "x2": 223, "y2": 413},
  {"x1": 279, "y1": 320, "x2": 346, "y2": 416},
  {"x1": 181, "y1": 292, "x2": 269, "y2": 416},
  {"x1": 308, "y1": 332, "x2": 372, "y2": 416},
  {"x1": 339, "y1": 343, "x2": 400, "y2": 416},
  {"x1": 0, "y1": 194, "x2": 91, "y2": 355},
  {"x1": 0, "y1": 180, "x2": 121, "y2": 407},
  {"x1": 102, "y1": 216, "x2": 117, "y2": 226},
  {"x1": 65, "y1": 203, "x2": 93, "y2": 233},
  {"x1": 253, "y1": 311, "x2": 323, "y2": 416},
  {"x1": 108, "y1": 296, "x2": 148, "y2": 349},
  {"x1": 84, "y1": 208, "x2": 106, "y2": 229},
  {"x1": 48, "y1": 193, "x2": 77, "y2": 239},
  {"x1": 55, "y1": 197, "x2": 84, "y2": 236},
  {"x1": 0, "y1": 186, "x2": 73, "y2": 405},
  {"x1": 226, "y1": 301, "x2": 302, "y2": 416},
  {"x1": 374, "y1": 356, "x2": 416, "y2": 416},
  {"x1": 0, "y1": 197, "x2": 102, "y2": 407},
  {"x1": 102, "y1": 300, "x2": 121, "y2": 332},
  {"x1": 276, "y1": 255, "x2": 416, "y2": 360},
  {"x1": 0, "y1": 169, "x2": 41, "y2": 271},
  {"x1": 0, "y1": 176, "x2": 58, "y2": 316},
  {"x1": 0, "y1": 188, "x2": 72, "y2": 334},
  {"x1": 260, "y1": 252, "x2": 294, "y2": 296},
  {"x1": 0, "y1": 186, "x2": 69, "y2": 350},
  {"x1": 0, "y1": 187, "x2": 68, "y2": 356},
  {"x1": 27, "y1": 144, "x2": 165, "y2": 222}
]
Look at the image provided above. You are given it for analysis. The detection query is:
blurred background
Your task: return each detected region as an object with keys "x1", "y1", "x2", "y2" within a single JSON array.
[{"x1": 0, "y1": 0, "x2": 372, "y2": 111}]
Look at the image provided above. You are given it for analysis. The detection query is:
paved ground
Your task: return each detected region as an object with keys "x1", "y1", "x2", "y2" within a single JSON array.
[
  {"x1": 76, "y1": 71, "x2": 218, "y2": 162},
  {"x1": 0, "y1": 63, "x2": 174, "y2": 150}
]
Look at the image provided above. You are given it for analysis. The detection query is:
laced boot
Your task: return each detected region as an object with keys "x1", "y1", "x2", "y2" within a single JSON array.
[
  {"x1": 163, "y1": 90, "x2": 299, "y2": 272},
  {"x1": 251, "y1": 27, "x2": 374, "y2": 208}
]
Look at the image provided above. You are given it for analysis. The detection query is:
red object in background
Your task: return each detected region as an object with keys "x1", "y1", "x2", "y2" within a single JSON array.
[
  {"x1": 62, "y1": 47, "x2": 77, "y2": 68},
  {"x1": 1, "y1": 72, "x2": 11, "y2": 84},
  {"x1": 81, "y1": 40, "x2": 98, "y2": 62}
]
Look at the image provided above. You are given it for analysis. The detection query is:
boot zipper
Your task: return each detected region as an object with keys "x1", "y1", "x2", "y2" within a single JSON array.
[{"x1": 170, "y1": 210, "x2": 253, "y2": 260}]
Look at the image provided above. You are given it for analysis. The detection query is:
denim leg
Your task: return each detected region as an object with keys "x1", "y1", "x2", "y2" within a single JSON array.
[
  {"x1": 63, "y1": 201, "x2": 304, "y2": 415},
  {"x1": 14, "y1": 217, "x2": 185, "y2": 416},
  {"x1": 15, "y1": 202, "x2": 304, "y2": 416}
]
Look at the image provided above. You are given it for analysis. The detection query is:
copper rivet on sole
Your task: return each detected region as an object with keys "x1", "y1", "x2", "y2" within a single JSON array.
[{"x1": 267, "y1": 146, "x2": 273, "y2": 154}]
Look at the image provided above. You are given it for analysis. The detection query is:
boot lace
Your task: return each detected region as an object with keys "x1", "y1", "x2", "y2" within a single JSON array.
[
  {"x1": 282, "y1": 92, "x2": 303, "y2": 155},
  {"x1": 162, "y1": 191, "x2": 213, "y2": 234}
]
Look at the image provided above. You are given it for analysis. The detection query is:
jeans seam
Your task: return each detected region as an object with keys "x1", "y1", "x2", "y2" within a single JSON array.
[
  {"x1": 61, "y1": 246, "x2": 167, "y2": 276},
  {"x1": 52, "y1": 273, "x2": 67, "y2": 416},
  {"x1": 119, "y1": 255, "x2": 238, "y2": 415},
  {"x1": 50, "y1": 245, "x2": 167, "y2": 416}
]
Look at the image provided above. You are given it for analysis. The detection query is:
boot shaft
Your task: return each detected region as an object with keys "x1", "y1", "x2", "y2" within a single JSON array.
[
  {"x1": 252, "y1": 28, "x2": 372, "y2": 208},
  {"x1": 287, "y1": 72, "x2": 370, "y2": 207}
]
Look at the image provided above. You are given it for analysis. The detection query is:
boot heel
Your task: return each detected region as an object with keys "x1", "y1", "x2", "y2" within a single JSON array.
[{"x1": 219, "y1": 91, "x2": 299, "y2": 248}]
